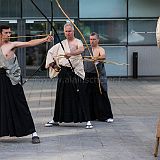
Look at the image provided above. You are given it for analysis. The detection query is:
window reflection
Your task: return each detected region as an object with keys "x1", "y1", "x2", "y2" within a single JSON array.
[
  {"x1": 104, "y1": 46, "x2": 127, "y2": 76},
  {"x1": 22, "y1": 0, "x2": 78, "y2": 18},
  {"x1": 77, "y1": 20, "x2": 127, "y2": 45},
  {"x1": 25, "y1": 22, "x2": 47, "y2": 76},
  {"x1": 79, "y1": 0, "x2": 127, "y2": 18},
  {"x1": 128, "y1": 0, "x2": 160, "y2": 17},
  {"x1": 128, "y1": 20, "x2": 157, "y2": 45},
  {"x1": 0, "y1": 0, "x2": 21, "y2": 18}
]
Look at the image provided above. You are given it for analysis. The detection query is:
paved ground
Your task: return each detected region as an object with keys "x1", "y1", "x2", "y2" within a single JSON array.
[{"x1": 0, "y1": 78, "x2": 160, "y2": 160}]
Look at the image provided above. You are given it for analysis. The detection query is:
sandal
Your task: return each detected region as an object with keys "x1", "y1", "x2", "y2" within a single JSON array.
[
  {"x1": 44, "y1": 121, "x2": 59, "y2": 127},
  {"x1": 85, "y1": 125, "x2": 93, "y2": 129},
  {"x1": 32, "y1": 136, "x2": 40, "y2": 144}
]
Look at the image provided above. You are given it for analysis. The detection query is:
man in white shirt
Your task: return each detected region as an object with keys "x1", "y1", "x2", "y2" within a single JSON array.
[{"x1": 45, "y1": 23, "x2": 93, "y2": 129}]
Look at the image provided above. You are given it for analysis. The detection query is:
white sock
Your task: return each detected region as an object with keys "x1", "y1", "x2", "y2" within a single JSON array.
[
  {"x1": 86, "y1": 121, "x2": 92, "y2": 126},
  {"x1": 32, "y1": 132, "x2": 38, "y2": 137}
]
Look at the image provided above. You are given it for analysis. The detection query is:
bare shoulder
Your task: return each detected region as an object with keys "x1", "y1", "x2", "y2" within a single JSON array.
[
  {"x1": 75, "y1": 38, "x2": 83, "y2": 44},
  {"x1": 1, "y1": 42, "x2": 15, "y2": 49},
  {"x1": 74, "y1": 38, "x2": 84, "y2": 49},
  {"x1": 1, "y1": 42, "x2": 17, "y2": 59},
  {"x1": 75, "y1": 38, "x2": 81, "y2": 42},
  {"x1": 99, "y1": 46, "x2": 106, "y2": 55}
]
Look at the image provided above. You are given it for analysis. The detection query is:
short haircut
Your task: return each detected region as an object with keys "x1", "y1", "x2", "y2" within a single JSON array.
[
  {"x1": 64, "y1": 22, "x2": 74, "y2": 30},
  {"x1": 0, "y1": 25, "x2": 10, "y2": 33},
  {"x1": 90, "y1": 32, "x2": 99, "y2": 39}
]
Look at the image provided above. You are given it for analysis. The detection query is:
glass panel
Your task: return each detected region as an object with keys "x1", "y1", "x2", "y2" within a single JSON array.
[
  {"x1": 53, "y1": 0, "x2": 78, "y2": 18},
  {"x1": 104, "y1": 46, "x2": 127, "y2": 76},
  {"x1": 77, "y1": 20, "x2": 127, "y2": 45},
  {"x1": 128, "y1": 0, "x2": 160, "y2": 17},
  {"x1": 128, "y1": 20, "x2": 157, "y2": 45},
  {"x1": 25, "y1": 22, "x2": 48, "y2": 77},
  {"x1": 23, "y1": 0, "x2": 50, "y2": 18},
  {"x1": 23, "y1": 0, "x2": 78, "y2": 18},
  {"x1": 25, "y1": 21, "x2": 66, "y2": 77},
  {"x1": 79, "y1": 0, "x2": 127, "y2": 18},
  {"x1": 0, "y1": 0, "x2": 21, "y2": 18},
  {"x1": 52, "y1": 21, "x2": 66, "y2": 44}
]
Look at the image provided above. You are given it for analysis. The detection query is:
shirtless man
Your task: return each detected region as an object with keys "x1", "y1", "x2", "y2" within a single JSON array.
[
  {"x1": 0, "y1": 25, "x2": 53, "y2": 144},
  {"x1": 83, "y1": 32, "x2": 114, "y2": 122},
  {"x1": 45, "y1": 23, "x2": 93, "y2": 129}
]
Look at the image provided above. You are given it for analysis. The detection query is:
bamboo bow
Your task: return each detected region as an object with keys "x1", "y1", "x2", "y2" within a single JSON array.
[{"x1": 55, "y1": 0, "x2": 102, "y2": 94}]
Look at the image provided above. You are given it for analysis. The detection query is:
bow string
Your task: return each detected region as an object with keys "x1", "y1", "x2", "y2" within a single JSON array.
[
  {"x1": 30, "y1": 0, "x2": 74, "y2": 71},
  {"x1": 55, "y1": 0, "x2": 102, "y2": 94},
  {"x1": 22, "y1": 0, "x2": 75, "y2": 85}
]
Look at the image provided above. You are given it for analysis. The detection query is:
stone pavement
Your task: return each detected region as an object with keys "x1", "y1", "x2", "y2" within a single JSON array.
[{"x1": 0, "y1": 78, "x2": 160, "y2": 160}]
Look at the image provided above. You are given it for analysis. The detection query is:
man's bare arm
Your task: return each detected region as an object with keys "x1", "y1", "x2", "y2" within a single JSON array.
[
  {"x1": 94, "y1": 47, "x2": 106, "y2": 61},
  {"x1": 65, "y1": 46, "x2": 84, "y2": 59},
  {"x1": 71, "y1": 46, "x2": 84, "y2": 55},
  {"x1": 12, "y1": 35, "x2": 53, "y2": 48}
]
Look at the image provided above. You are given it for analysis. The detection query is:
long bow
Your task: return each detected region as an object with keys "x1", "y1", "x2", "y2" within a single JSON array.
[
  {"x1": 22, "y1": 0, "x2": 75, "y2": 85},
  {"x1": 55, "y1": 0, "x2": 102, "y2": 94},
  {"x1": 30, "y1": 0, "x2": 74, "y2": 71}
]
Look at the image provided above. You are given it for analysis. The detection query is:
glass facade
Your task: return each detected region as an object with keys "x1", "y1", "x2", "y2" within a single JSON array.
[
  {"x1": 22, "y1": 0, "x2": 78, "y2": 18},
  {"x1": 77, "y1": 20, "x2": 127, "y2": 45},
  {"x1": 25, "y1": 22, "x2": 48, "y2": 76},
  {"x1": 128, "y1": 20, "x2": 157, "y2": 45},
  {"x1": 0, "y1": 0, "x2": 160, "y2": 77},
  {"x1": 0, "y1": 0, "x2": 21, "y2": 18},
  {"x1": 105, "y1": 46, "x2": 128, "y2": 76},
  {"x1": 79, "y1": 0, "x2": 127, "y2": 18},
  {"x1": 128, "y1": 0, "x2": 160, "y2": 17}
]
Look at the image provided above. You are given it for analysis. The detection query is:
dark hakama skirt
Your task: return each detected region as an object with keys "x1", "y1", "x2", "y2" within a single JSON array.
[
  {"x1": 85, "y1": 72, "x2": 113, "y2": 121},
  {"x1": 53, "y1": 66, "x2": 91, "y2": 123},
  {"x1": 0, "y1": 68, "x2": 36, "y2": 137}
]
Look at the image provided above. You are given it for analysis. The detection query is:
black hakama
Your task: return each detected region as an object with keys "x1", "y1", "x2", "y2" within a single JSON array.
[
  {"x1": 84, "y1": 72, "x2": 113, "y2": 121},
  {"x1": 53, "y1": 66, "x2": 91, "y2": 123},
  {"x1": 0, "y1": 68, "x2": 36, "y2": 137}
]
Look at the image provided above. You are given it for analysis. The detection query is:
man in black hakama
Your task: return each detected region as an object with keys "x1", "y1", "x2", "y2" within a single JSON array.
[
  {"x1": 83, "y1": 32, "x2": 114, "y2": 122},
  {"x1": 45, "y1": 23, "x2": 93, "y2": 129},
  {"x1": 0, "y1": 25, "x2": 53, "y2": 143}
]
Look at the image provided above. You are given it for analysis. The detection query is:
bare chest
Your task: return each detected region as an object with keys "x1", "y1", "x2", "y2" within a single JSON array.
[
  {"x1": 1, "y1": 43, "x2": 15, "y2": 60},
  {"x1": 92, "y1": 48, "x2": 101, "y2": 57},
  {"x1": 68, "y1": 40, "x2": 78, "y2": 51}
]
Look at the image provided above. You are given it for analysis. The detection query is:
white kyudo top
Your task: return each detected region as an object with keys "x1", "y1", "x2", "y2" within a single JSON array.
[{"x1": 46, "y1": 38, "x2": 85, "y2": 80}]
